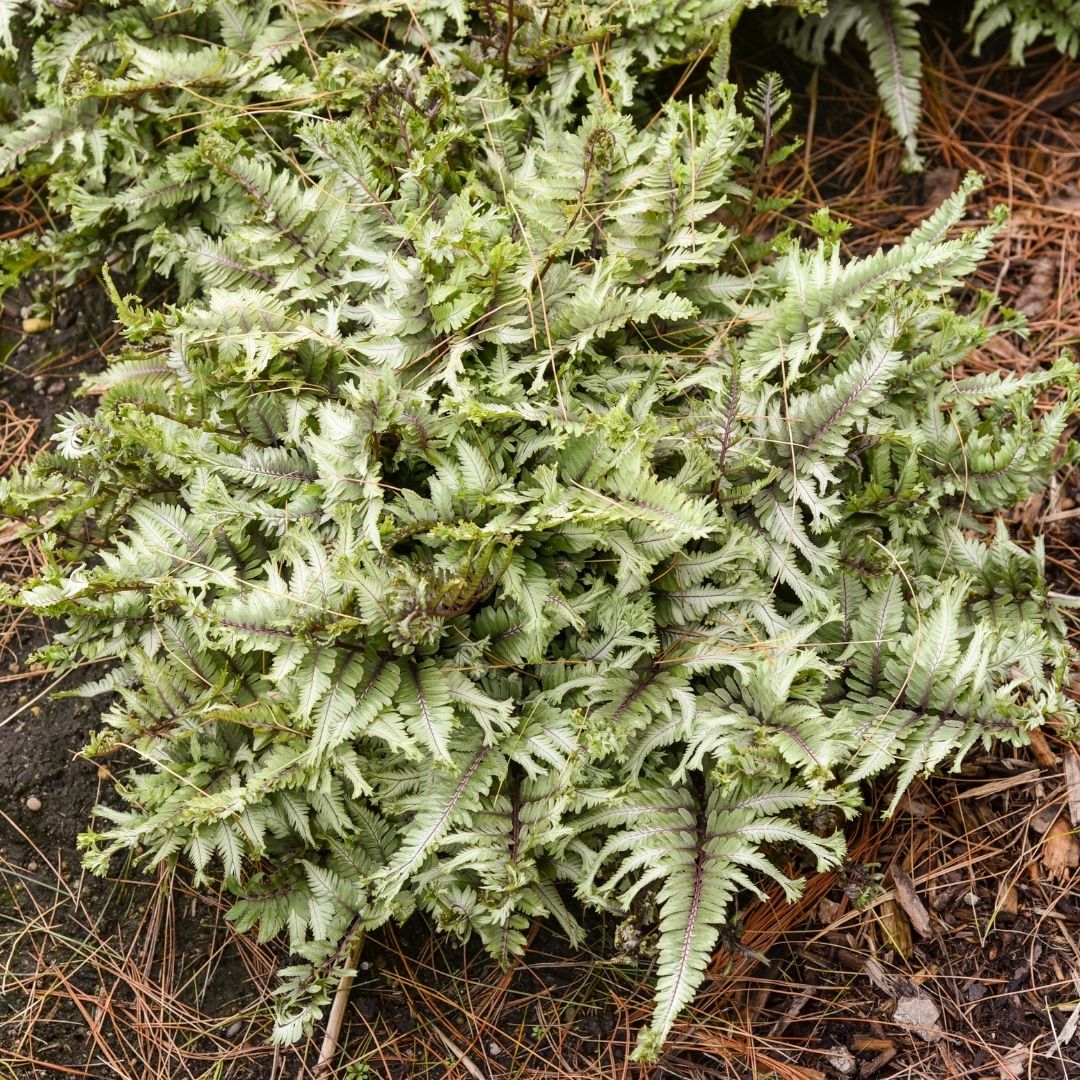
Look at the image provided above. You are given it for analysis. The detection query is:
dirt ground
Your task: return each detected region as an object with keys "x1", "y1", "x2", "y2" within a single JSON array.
[{"x1": 2, "y1": 14, "x2": 1080, "y2": 1080}]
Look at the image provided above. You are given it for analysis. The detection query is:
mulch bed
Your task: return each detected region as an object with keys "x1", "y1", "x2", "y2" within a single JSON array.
[{"x1": 2, "y1": 16, "x2": 1080, "y2": 1080}]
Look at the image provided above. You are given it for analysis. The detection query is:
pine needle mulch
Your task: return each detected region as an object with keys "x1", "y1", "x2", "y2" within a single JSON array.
[{"x1": 4, "y1": 26, "x2": 1080, "y2": 1080}]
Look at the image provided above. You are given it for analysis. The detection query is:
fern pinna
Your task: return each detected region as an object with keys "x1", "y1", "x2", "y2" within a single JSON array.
[{"x1": 2, "y1": 1, "x2": 1078, "y2": 1061}]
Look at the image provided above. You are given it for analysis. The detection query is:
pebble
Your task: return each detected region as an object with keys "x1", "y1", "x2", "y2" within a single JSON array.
[
  {"x1": 826, "y1": 1046, "x2": 855, "y2": 1076},
  {"x1": 46, "y1": 380, "x2": 66, "y2": 396},
  {"x1": 25, "y1": 796, "x2": 42, "y2": 812},
  {"x1": 892, "y1": 995, "x2": 943, "y2": 1043}
]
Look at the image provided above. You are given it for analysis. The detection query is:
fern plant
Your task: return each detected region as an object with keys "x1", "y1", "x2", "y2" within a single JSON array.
[
  {"x1": 969, "y1": 0, "x2": 1080, "y2": 62},
  {"x1": 2, "y1": 0, "x2": 1078, "y2": 1063},
  {"x1": 778, "y1": 0, "x2": 927, "y2": 170},
  {"x1": 779, "y1": 0, "x2": 1080, "y2": 171},
  {"x1": 1, "y1": 0, "x2": 792, "y2": 288}
]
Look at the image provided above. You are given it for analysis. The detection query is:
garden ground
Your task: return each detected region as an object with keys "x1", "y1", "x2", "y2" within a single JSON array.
[{"x1": 2, "y1": 16, "x2": 1080, "y2": 1079}]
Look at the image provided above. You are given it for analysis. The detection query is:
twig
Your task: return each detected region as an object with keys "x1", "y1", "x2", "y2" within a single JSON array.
[{"x1": 316, "y1": 931, "x2": 365, "y2": 1075}]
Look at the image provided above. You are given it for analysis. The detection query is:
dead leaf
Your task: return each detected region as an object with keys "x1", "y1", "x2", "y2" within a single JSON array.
[
  {"x1": 995, "y1": 879, "x2": 1019, "y2": 916},
  {"x1": 892, "y1": 995, "x2": 943, "y2": 1043},
  {"x1": 1014, "y1": 257, "x2": 1055, "y2": 317},
  {"x1": 922, "y1": 167, "x2": 961, "y2": 209},
  {"x1": 998, "y1": 1042, "x2": 1029, "y2": 1080},
  {"x1": 0, "y1": 520, "x2": 25, "y2": 545},
  {"x1": 1041, "y1": 817, "x2": 1079, "y2": 880},
  {"x1": 889, "y1": 866, "x2": 932, "y2": 938}
]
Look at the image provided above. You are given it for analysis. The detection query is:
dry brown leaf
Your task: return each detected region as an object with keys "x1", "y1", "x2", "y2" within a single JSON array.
[
  {"x1": 817, "y1": 896, "x2": 841, "y2": 925},
  {"x1": 922, "y1": 167, "x2": 961, "y2": 209},
  {"x1": 998, "y1": 1042, "x2": 1029, "y2": 1080},
  {"x1": 1014, "y1": 257, "x2": 1056, "y2": 316},
  {"x1": 995, "y1": 879, "x2": 1019, "y2": 916}
]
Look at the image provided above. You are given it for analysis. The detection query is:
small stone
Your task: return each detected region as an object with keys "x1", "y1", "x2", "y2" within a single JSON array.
[
  {"x1": 488, "y1": 1041, "x2": 503, "y2": 1058},
  {"x1": 25, "y1": 796, "x2": 42, "y2": 812},
  {"x1": 892, "y1": 995, "x2": 943, "y2": 1042},
  {"x1": 19, "y1": 305, "x2": 31, "y2": 319},
  {"x1": 826, "y1": 1046, "x2": 856, "y2": 1075},
  {"x1": 46, "y1": 380, "x2": 66, "y2": 396},
  {"x1": 26, "y1": 861, "x2": 37, "y2": 873}
]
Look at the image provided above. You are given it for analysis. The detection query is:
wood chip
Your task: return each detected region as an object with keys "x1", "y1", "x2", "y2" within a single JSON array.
[
  {"x1": 1027, "y1": 728, "x2": 1058, "y2": 767},
  {"x1": 1064, "y1": 749, "x2": 1080, "y2": 827},
  {"x1": 863, "y1": 957, "x2": 897, "y2": 995},
  {"x1": 817, "y1": 896, "x2": 840, "y2": 925},
  {"x1": 1030, "y1": 804, "x2": 1060, "y2": 834},
  {"x1": 852, "y1": 1036, "x2": 895, "y2": 1052},
  {"x1": 1041, "y1": 817, "x2": 1080, "y2": 881},
  {"x1": 888, "y1": 866, "x2": 932, "y2": 938},
  {"x1": 862, "y1": 1046, "x2": 897, "y2": 1077},
  {"x1": 878, "y1": 898, "x2": 913, "y2": 958}
]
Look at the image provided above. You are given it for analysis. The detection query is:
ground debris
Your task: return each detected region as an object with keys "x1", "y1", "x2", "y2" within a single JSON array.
[
  {"x1": 892, "y1": 994, "x2": 943, "y2": 1042},
  {"x1": 1040, "y1": 817, "x2": 1080, "y2": 880}
]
